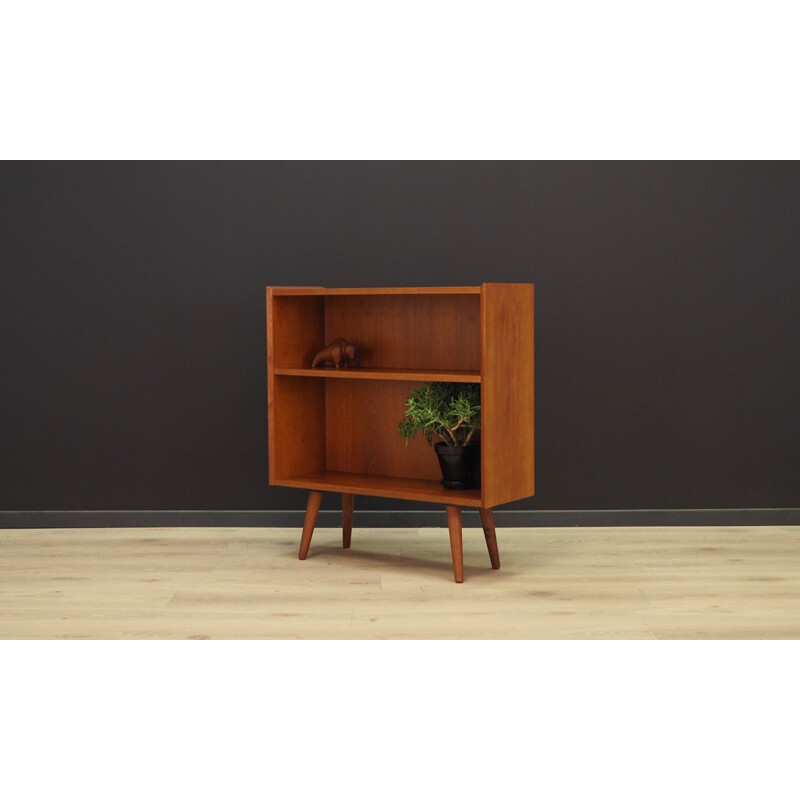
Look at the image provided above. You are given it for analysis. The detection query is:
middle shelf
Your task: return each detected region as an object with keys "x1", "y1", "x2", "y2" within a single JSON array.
[{"x1": 273, "y1": 366, "x2": 481, "y2": 382}]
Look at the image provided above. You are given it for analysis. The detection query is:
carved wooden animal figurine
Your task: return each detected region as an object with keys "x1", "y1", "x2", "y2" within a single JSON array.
[{"x1": 311, "y1": 338, "x2": 357, "y2": 369}]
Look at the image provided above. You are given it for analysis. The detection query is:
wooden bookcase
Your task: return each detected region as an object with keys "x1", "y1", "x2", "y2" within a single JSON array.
[{"x1": 266, "y1": 284, "x2": 534, "y2": 582}]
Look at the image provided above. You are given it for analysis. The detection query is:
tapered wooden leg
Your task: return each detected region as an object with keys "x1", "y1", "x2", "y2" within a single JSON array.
[
  {"x1": 298, "y1": 491, "x2": 323, "y2": 560},
  {"x1": 479, "y1": 507, "x2": 500, "y2": 569},
  {"x1": 342, "y1": 493, "x2": 353, "y2": 549},
  {"x1": 446, "y1": 505, "x2": 464, "y2": 583}
]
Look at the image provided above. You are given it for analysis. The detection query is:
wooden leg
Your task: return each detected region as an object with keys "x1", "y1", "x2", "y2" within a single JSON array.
[
  {"x1": 446, "y1": 505, "x2": 464, "y2": 583},
  {"x1": 479, "y1": 507, "x2": 500, "y2": 569},
  {"x1": 342, "y1": 493, "x2": 353, "y2": 549},
  {"x1": 298, "y1": 491, "x2": 323, "y2": 560}
]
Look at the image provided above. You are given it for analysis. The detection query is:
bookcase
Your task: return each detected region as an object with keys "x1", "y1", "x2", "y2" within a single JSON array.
[{"x1": 266, "y1": 284, "x2": 534, "y2": 582}]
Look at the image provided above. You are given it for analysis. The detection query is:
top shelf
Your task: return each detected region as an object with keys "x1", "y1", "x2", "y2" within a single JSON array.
[{"x1": 269, "y1": 286, "x2": 481, "y2": 296}]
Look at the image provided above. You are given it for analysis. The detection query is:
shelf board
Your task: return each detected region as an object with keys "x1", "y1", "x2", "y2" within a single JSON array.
[
  {"x1": 275, "y1": 470, "x2": 483, "y2": 507},
  {"x1": 273, "y1": 367, "x2": 481, "y2": 383},
  {"x1": 270, "y1": 286, "x2": 480, "y2": 296}
]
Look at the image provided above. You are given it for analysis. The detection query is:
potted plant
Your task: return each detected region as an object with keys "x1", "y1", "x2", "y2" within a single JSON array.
[{"x1": 397, "y1": 382, "x2": 481, "y2": 490}]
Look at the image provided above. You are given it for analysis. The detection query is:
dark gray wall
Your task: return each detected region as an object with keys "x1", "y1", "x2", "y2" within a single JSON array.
[{"x1": 1, "y1": 162, "x2": 799, "y2": 521}]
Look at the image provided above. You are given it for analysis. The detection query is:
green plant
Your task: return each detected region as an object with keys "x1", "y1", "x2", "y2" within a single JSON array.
[{"x1": 398, "y1": 382, "x2": 481, "y2": 447}]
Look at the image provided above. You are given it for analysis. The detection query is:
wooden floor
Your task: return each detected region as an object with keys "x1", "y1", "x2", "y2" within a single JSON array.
[{"x1": 1, "y1": 525, "x2": 799, "y2": 639}]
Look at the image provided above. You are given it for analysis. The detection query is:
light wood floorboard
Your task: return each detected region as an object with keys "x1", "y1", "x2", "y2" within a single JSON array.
[{"x1": 1, "y1": 525, "x2": 799, "y2": 639}]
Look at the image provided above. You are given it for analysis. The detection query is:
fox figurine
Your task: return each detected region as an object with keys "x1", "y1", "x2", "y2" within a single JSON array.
[{"x1": 311, "y1": 338, "x2": 357, "y2": 369}]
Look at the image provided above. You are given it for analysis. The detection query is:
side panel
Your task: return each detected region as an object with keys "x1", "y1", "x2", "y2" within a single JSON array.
[
  {"x1": 480, "y1": 283, "x2": 535, "y2": 507},
  {"x1": 266, "y1": 288, "x2": 276, "y2": 480},
  {"x1": 267, "y1": 289, "x2": 326, "y2": 482}
]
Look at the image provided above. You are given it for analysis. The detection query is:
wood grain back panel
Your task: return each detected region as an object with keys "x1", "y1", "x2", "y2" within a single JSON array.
[
  {"x1": 269, "y1": 293, "x2": 325, "y2": 368},
  {"x1": 271, "y1": 376, "x2": 326, "y2": 480},
  {"x1": 324, "y1": 294, "x2": 480, "y2": 371},
  {"x1": 480, "y1": 283, "x2": 534, "y2": 507},
  {"x1": 325, "y1": 379, "x2": 442, "y2": 481}
]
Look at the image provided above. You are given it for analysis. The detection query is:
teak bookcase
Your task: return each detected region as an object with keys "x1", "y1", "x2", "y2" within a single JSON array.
[{"x1": 266, "y1": 284, "x2": 534, "y2": 582}]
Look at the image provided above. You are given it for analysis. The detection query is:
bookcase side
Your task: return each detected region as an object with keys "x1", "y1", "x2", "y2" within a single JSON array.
[
  {"x1": 267, "y1": 288, "x2": 327, "y2": 482},
  {"x1": 480, "y1": 283, "x2": 535, "y2": 507},
  {"x1": 266, "y1": 288, "x2": 276, "y2": 481}
]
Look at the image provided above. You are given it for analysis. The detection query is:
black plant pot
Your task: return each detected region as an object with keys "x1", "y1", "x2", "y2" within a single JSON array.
[{"x1": 435, "y1": 442, "x2": 480, "y2": 490}]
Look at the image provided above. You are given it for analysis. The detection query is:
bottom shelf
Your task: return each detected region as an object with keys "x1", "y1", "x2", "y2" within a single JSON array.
[{"x1": 275, "y1": 470, "x2": 483, "y2": 507}]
